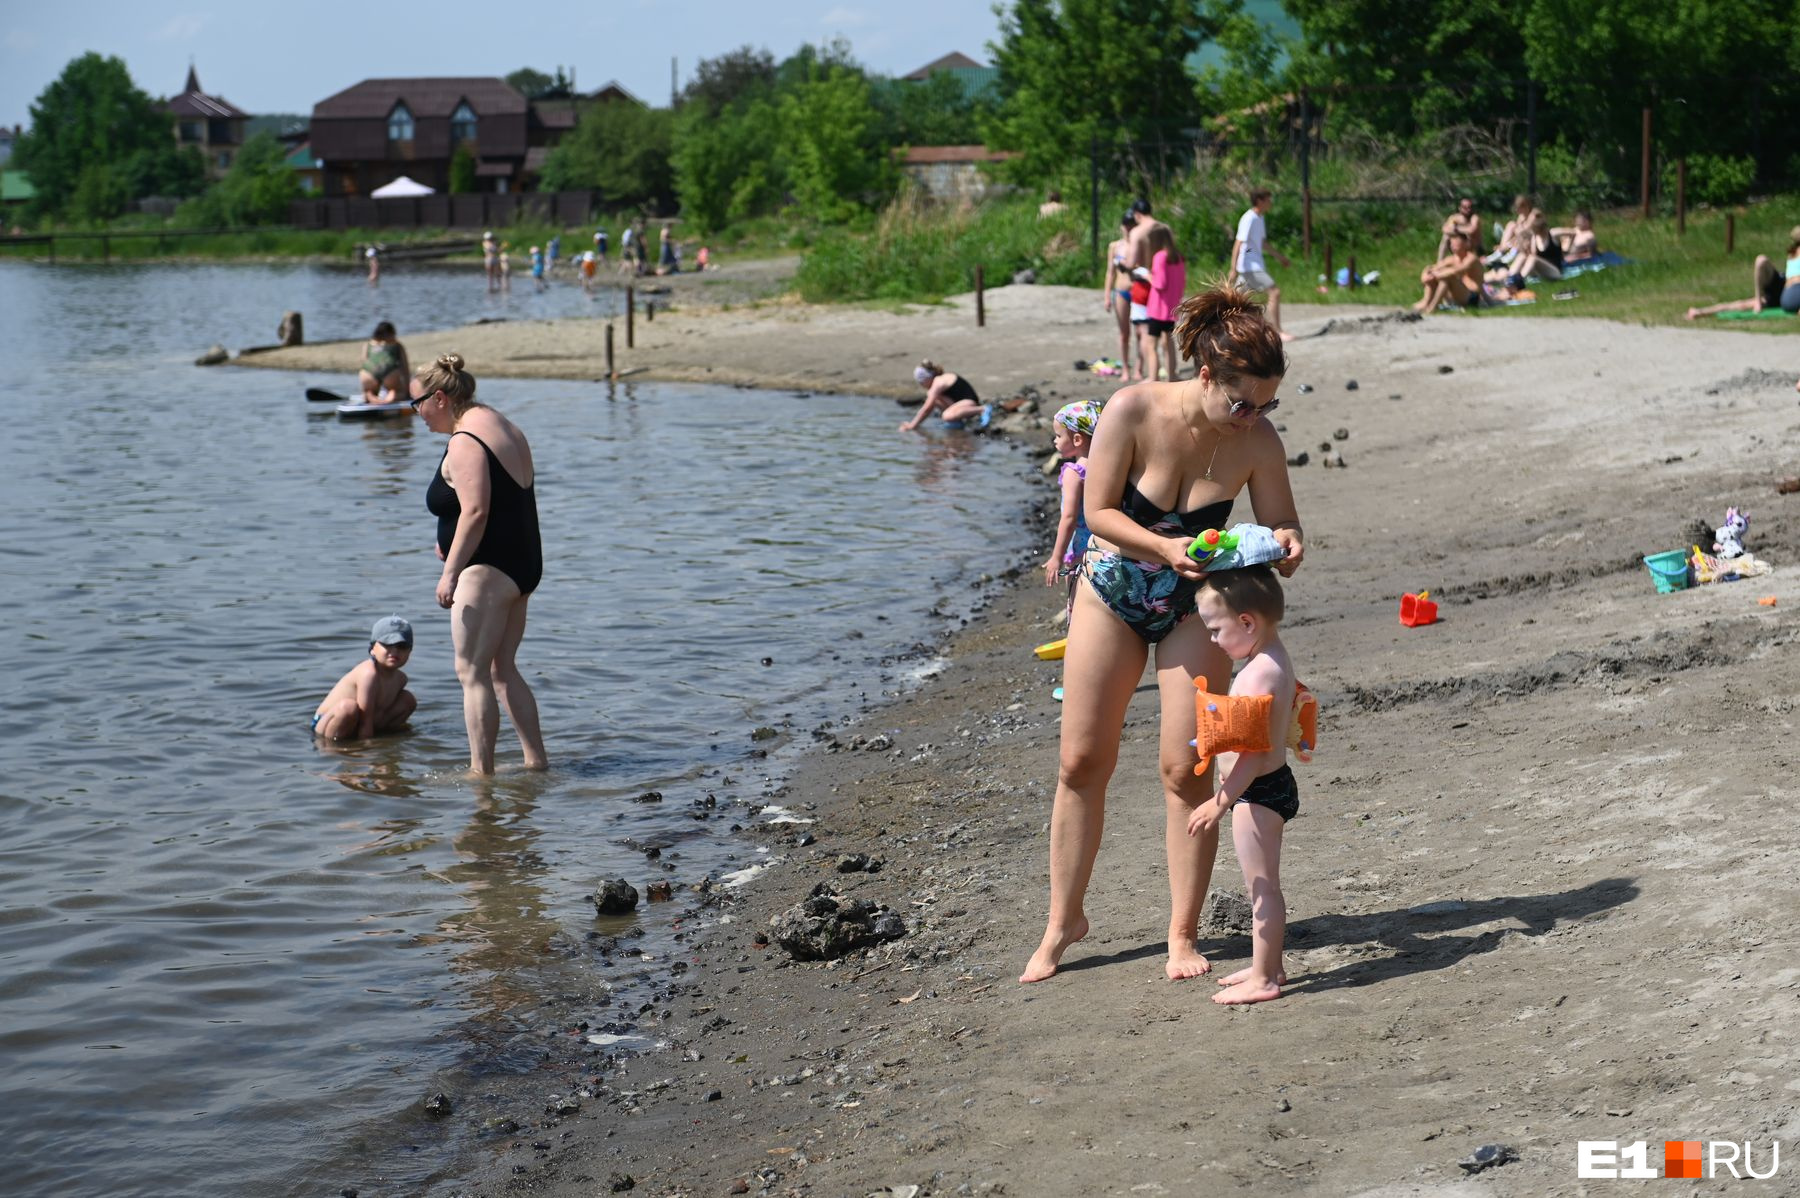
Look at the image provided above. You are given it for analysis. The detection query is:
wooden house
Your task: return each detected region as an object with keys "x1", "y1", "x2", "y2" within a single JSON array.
[
  {"x1": 166, "y1": 66, "x2": 248, "y2": 179},
  {"x1": 310, "y1": 77, "x2": 528, "y2": 196}
]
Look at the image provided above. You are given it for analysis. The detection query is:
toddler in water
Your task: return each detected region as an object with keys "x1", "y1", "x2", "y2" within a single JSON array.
[
  {"x1": 312, "y1": 616, "x2": 417, "y2": 740},
  {"x1": 1043, "y1": 400, "x2": 1103, "y2": 601},
  {"x1": 1186, "y1": 567, "x2": 1300, "y2": 1005}
]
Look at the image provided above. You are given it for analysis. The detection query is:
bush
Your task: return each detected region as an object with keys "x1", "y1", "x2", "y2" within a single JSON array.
[
  {"x1": 794, "y1": 188, "x2": 1088, "y2": 303},
  {"x1": 1662, "y1": 154, "x2": 1757, "y2": 207}
]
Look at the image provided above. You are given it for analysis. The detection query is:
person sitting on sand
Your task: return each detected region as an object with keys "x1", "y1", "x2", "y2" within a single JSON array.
[
  {"x1": 312, "y1": 616, "x2": 417, "y2": 739},
  {"x1": 899, "y1": 361, "x2": 990, "y2": 432},
  {"x1": 1552, "y1": 210, "x2": 1598, "y2": 263},
  {"x1": 1185, "y1": 567, "x2": 1302, "y2": 1006},
  {"x1": 358, "y1": 321, "x2": 409, "y2": 405},
  {"x1": 1685, "y1": 227, "x2": 1800, "y2": 320},
  {"x1": 1437, "y1": 197, "x2": 1483, "y2": 259},
  {"x1": 1414, "y1": 232, "x2": 1482, "y2": 312},
  {"x1": 1021, "y1": 283, "x2": 1304, "y2": 986}
]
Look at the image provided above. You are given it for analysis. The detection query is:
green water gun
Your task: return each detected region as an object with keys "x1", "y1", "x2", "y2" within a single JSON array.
[{"x1": 1186, "y1": 527, "x2": 1239, "y2": 562}]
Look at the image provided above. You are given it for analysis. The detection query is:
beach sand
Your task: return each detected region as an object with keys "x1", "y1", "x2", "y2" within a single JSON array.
[{"x1": 252, "y1": 289, "x2": 1800, "y2": 1196}]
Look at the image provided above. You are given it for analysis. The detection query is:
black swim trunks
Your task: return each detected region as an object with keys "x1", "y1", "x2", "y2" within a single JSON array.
[{"x1": 1237, "y1": 764, "x2": 1299, "y2": 822}]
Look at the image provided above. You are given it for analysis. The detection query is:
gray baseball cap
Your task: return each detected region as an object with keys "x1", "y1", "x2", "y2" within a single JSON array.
[{"x1": 371, "y1": 615, "x2": 413, "y2": 647}]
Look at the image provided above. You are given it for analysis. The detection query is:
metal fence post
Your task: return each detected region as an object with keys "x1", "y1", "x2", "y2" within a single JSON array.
[
  {"x1": 1726, "y1": 213, "x2": 1735, "y2": 253},
  {"x1": 1676, "y1": 159, "x2": 1687, "y2": 234},
  {"x1": 1089, "y1": 135, "x2": 1101, "y2": 272},
  {"x1": 1299, "y1": 90, "x2": 1312, "y2": 258},
  {"x1": 1640, "y1": 107, "x2": 1652, "y2": 218},
  {"x1": 626, "y1": 286, "x2": 635, "y2": 348},
  {"x1": 976, "y1": 264, "x2": 985, "y2": 328},
  {"x1": 1525, "y1": 79, "x2": 1538, "y2": 200}
]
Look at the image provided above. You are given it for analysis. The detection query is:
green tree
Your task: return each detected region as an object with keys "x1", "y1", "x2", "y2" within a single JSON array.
[
  {"x1": 540, "y1": 102, "x2": 675, "y2": 211},
  {"x1": 874, "y1": 70, "x2": 988, "y2": 148},
  {"x1": 1522, "y1": 0, "x2": 1796, "y2": 184},
  {"x1": 175, "y1": 133, "x2": 300, "y2": 226},
  {"x1": 986, "y1": 0, "x2": 1203, "y2": 183},
  {"x1": 13, "y1": 52, "x2": 195, "y2": 220},
  {"x1": 449, "y1": 146, "x2": 476, "y2": 194},
  {"x1": 672, "y1": 96, "x2": 784, "y2": 230},
  {"x1": 506, "y1": 66, "x2": 574, "y2": 100},
  {"x1": 778, "y1": 64, "x2": 889, "y2": 222},
  {"x1": 680, "y1": 46, "x2": 777, "y2": 115}
]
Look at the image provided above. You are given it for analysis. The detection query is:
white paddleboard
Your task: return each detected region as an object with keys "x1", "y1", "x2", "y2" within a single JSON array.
[{"x1": 336, "y1": 401, "x2": 411, "y2": 418}]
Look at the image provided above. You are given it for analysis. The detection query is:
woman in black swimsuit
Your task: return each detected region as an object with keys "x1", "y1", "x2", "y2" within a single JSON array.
[
  {"x1": 412, "y1": 354, "x2": 548, "y2": 775},
  {"x1": 899, "y1": 360, "x2": 990, "y2": 431},
  {"x1": 1021, "y1": 285, "x2": 1304, "y2": 985}
]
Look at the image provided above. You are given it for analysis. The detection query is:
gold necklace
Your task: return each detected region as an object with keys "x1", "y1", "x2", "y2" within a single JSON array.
[{"x1": 1182, "y1": 380, "x2": 1222, "y2": 481}]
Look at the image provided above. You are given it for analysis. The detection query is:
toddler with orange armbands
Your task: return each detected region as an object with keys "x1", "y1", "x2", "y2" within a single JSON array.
[{"x1": 1186, "y1": 565, "x2": 1315, "y2": 1006}]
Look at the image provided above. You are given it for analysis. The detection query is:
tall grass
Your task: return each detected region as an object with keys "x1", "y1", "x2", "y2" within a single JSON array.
[{"x1": 795, "y1": 187, "x2": 1090, "y2": 303}]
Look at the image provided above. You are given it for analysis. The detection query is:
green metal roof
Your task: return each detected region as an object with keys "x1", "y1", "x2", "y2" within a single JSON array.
[{"x1": 1, "y1": 170, "x2": 36, "y2": 202}]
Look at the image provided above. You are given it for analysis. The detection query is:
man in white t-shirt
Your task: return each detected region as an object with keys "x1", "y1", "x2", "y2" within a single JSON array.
[{"x1": 1229, "y1": 188, "x2": 1294, "y2": 341}]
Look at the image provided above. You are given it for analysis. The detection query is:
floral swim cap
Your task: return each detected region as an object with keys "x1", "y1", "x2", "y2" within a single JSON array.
[{"x1": 1053, "y1": 399, "x2": 1104, "y2": 437}]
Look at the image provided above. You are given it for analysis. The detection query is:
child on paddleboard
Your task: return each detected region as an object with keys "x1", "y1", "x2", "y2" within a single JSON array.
[{"x1": 312, "y1": 616, "x2": 417, "y2": 740}]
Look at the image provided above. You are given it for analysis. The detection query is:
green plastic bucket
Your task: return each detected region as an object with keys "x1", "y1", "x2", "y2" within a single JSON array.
[{"x1": 1643, "y1": 550, "x2": 1690, "y2": 593}]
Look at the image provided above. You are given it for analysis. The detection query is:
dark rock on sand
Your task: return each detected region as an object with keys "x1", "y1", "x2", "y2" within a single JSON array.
[
  {"x1": 1333, "y1": 428, "x2": 1349, "y2": 441},
  {"x1": 751, "y1": 726, "x2": 778, "y2": 741},
  {"x1": 770, "y1": 895, "x2": 908, "y2": 960},
  {"x1": 593, "y1": 879, "x2": 640, "y2": 915},
  {"x1": 1459, "y1": 1144, "x2": 1517, "y2": 1173},
  {"x1": 646, "y1": 881, "x2": 675, "y2": 902},
  {"x1": 1201, "y1": 890, "x2": 1254, "y2": 936},
  {"x1": 608, "y1": 1173, "x2": 636, "y2": 1192},
  {"x1": 422, "y1": 1092, "x2": 453, "y2": 1119},
  {"x1": 1345, "y1": 379, "x2": 1359, "y2": 391},
  {"x1": 1287, "y1": 451, "x2": 1310, "y2": 467},
  {"x1": 836, "y1": 853, "x2": 882, "y2": 873}
]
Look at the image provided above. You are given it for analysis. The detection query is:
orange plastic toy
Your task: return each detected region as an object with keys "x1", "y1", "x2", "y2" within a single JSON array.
[
  {"x1": 1399, "y1": 590, "x2": 1439, "y2": 627},
  {"x1": 1192, "y1": 679, "x2": 1320, "y2": 776}
]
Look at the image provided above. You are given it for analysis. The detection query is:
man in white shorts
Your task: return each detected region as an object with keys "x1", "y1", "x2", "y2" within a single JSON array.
[{"x1": 1229, "y1": 188, "x2": 1294, "y2": 340}]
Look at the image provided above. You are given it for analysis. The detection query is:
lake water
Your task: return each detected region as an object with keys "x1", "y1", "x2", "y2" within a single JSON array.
[{"x1": 0, "y1": 261, "x2": 1037, "y2": 1196}]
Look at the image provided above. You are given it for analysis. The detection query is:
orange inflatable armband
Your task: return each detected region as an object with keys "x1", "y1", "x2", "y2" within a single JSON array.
[
  {"x1": 1192, "y1": 678, "x2": 1320, "y2": 776},
  {"x1": 1289, "y1": 682, "x2": 1317, "y2": 763},
  {"x1": 1191, "y1": 680, "x2": 1272, "y2": 776}
]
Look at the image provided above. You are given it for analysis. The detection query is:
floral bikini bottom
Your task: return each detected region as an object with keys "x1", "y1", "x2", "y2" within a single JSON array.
[{"x1": 1080, "y1": 547, "x2": 1204, "y2": 644}]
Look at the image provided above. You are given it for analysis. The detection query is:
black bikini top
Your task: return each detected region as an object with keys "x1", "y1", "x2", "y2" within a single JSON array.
[{"x1": 1120, "y1": 479, "x2": 1233, "y2": 537}]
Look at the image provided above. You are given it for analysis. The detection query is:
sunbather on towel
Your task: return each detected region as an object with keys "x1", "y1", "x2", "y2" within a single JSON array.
[
  {"x1": 1552, "y1": 211, "x2": 1598, "y2": 263},
  {"x1": 1414, "y1": 232, "x2": 1482, "y2": 313},
  {"x1": 1685, "y1": 227, "x2": 1800, "y2": 320}
]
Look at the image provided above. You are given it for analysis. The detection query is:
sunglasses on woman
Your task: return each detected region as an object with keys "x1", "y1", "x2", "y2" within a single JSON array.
[{"x1": 1227, "y1": 395, "x2": 1279, "y2": 417}]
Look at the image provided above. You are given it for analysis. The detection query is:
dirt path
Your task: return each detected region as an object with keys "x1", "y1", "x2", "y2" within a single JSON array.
[{"x1": 300, "y1": 292, "x2": 1800, "y2": 1197}]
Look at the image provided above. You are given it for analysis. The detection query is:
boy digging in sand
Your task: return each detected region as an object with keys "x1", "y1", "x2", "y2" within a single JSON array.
[
  {"x1": 1187, "y1": 567, "x2": 1299, "y2": 1005},
  {"x1": 312, "y1": 616, "x2": 417, "y2": 740}
]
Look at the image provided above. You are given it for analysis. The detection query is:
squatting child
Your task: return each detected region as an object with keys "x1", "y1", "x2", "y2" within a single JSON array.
[
  {"x1": 1187, "y1": 566, "x2": 1299, "y2": 1005},
  {"x1": 1042, "y1": 400, "x2": 1103, "y2": 601},
  {"x1": 312, "y1": 615, "x2": 418, "y2": 740}
]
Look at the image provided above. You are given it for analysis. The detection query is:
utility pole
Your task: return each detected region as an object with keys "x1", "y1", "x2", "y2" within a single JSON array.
[{"x1": 671, "y1": 58, "x2": 678, "y2": 107}]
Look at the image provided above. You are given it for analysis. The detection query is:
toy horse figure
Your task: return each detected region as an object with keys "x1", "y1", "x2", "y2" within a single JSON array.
[{"x1": 1714, "y1": 507, "x2": 1749, "y2": 559}]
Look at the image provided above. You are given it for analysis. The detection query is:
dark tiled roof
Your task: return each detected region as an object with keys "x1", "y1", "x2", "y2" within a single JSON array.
[
  {"x1": 592, "y1": 81, "x2": 644, "y2": 105},
  {"x1": 314, "y1": 78, "x2": 526, "y2": 120},
  {"x1": 904, "y1": 51, "x2": 985, "y2": 80}
]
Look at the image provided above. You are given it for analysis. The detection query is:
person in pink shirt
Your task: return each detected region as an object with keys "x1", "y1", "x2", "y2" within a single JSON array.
[{"x1": 1133, "y1": 224, "x2": 1187, "y2": 381}]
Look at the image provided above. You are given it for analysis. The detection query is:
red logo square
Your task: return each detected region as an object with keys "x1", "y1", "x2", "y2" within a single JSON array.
[{"x1": 1665, "y1": 1140, "x2": 1702, "y2": 1180}]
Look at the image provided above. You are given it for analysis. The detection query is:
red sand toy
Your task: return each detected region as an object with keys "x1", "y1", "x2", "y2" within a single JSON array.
[{"x1": 1399, "y1": 590, "x2": 1439, "y2": 627}]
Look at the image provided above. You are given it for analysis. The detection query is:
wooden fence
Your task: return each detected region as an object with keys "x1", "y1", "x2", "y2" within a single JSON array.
[{"x1": 289, "y1": 190, "x2": 599, "y2": 230}]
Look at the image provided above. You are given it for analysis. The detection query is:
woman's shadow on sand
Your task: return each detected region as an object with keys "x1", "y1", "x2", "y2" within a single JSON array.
[{"x1": 1066, "y1": 877, "x2": 1639, "y2": 991}]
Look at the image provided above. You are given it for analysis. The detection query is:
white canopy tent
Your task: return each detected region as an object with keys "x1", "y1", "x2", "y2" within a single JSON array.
[{"x1": 369, "y1": 176, "x2": 434, "y2": 198}]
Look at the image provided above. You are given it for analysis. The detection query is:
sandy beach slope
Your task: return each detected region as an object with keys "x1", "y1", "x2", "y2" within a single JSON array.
[{"x1": 263, "y1": 289, "x2": 1800, "y2": 1196}]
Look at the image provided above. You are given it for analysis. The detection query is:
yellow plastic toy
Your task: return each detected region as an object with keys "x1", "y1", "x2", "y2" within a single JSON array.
[
  {"x1": 1034, "y1": 638, "x2": 1067, "y2": 661},
  {"x1": 1191, "y1": 678, "x2": 1319, "y2": 776}
]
